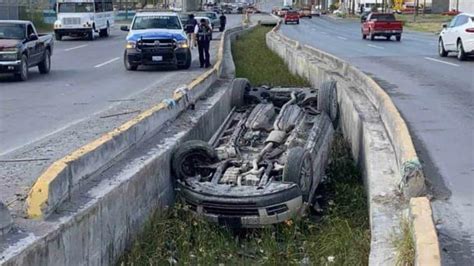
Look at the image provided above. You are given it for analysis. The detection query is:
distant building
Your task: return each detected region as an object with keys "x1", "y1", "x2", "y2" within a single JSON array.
[
  {"x1": 450, "y1": 0, "x2": 474, "y2": 13},
  {"x1": 0, "y1": 0, "x2": 19, "y2": 20}
]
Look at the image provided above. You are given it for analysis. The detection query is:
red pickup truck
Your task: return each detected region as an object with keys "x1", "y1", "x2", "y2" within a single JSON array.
[
  {"x1": 361, "y1": 13, "x2": 403, "y2": 41},
  {"x1": 284, "y1": 11, "x2": 300, "y2": 24}
]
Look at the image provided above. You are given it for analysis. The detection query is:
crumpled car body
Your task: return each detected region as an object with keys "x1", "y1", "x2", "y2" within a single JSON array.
[{"x1": 172, "y1": 79, "x2": 338, "y2": 228}]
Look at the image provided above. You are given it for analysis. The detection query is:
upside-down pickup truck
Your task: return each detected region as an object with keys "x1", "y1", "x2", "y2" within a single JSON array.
[
  {"x1": 361, "y1": 13, "x2": 403, "y2": 41},
  {"x1": 0, "y1": 20, "x2": 54, "y2": 81}
]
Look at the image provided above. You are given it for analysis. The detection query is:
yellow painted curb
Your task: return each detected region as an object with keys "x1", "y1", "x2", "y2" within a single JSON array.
[
  {"x1": 410, "y1": 197, "x2": 441, "y2": 266},
  {"x1": 26, "y1": 26, "x2": 232, "y2": 219}
]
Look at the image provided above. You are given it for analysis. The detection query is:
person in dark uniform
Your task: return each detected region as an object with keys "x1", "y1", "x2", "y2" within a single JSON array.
[
  {"x1": 219, "y1": 12, "x2": 227, "y2": 32},
  {"x1": 194, "y1": 19, "x2": 212, "y2": 68},
  {"x1": 185, "y1": 14, "x2": 198, "y2": 49}
]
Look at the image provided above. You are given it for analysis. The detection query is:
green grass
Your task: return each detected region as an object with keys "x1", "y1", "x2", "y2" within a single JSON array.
[
  {"x1": 393, "y1": 218, "x2": 415, "y2": 266},
  {"x1": 232, "y1": 26, "x2": 309, "y2": 87},
  {"x1": 119, "y1": 134, "x2": 370, "y2": 265},
  {"x1": 395, "y1": 14, "x2": 452, "y2": 34},
  {"x1": 119, "y1": 26, "x2": 370, "y2": 265}
]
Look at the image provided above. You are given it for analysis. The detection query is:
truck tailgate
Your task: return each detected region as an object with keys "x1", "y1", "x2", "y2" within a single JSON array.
[{"x1": 373, "y1": 21, "x2": 403, "y2": 30}]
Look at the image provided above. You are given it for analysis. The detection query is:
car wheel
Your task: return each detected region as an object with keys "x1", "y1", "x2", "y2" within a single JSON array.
[
  {"x1": 123, "y1": 51, "x2": 138, "y2": 71},
  {"x1": 285, "y1": 21, "x2": 288, "y2": 24},
  {"x1": 178, "y1": 49, "x2": 192, "y2": 70},
  {"x1": 318, "y1": 81, "x2": 338, "y2": 126},
  {"x1": 370, "y1": 30, "x2": 375, "y2": 41},
  {"x1": 457, "y1": 40, "x2": 466, "y2": 61},
  {"x1": 55, "y1": 33, "x2": 62, "y2": 41},
  {"x1": 297, "y1": 20, "x2": 300, "y2": 24},
  {"x1": 88, "y1": 28, "x2": 95, "y2": 41},
  {"x1": 230, "y1": 78, "x2": 251, "y2": 107},
  {"x1": 171, "y1": 140, "x2": 217, "y2": 181},
  {"x1": 38, "y1": 49, "x2": 51, "y2": 74},
  {"x1": 396, "y1": 35, "x2": 401, "y2": 41},
  {"x1": 362, "y1": 33, "x2": 366, "y2": 39},
  {"x1": 438, "y1": 38, "x2": 448, "y2": 57},
  {"x1": 15, "y1": 55, "x2": 28, "y2": 81},
  {"x1": 283, "y1": 147, "x2": 313, "y2": 202}
]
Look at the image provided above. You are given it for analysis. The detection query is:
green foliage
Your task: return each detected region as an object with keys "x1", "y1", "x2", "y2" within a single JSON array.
[{"x1": 232, "y1": 26, "x2": 309, "y2": 87}]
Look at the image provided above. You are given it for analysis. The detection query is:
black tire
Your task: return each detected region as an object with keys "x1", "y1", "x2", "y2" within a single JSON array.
[
  {"x1": 87, "y1": 28, "x2": 95, "y2": 41},
  {"x1": 283, "y1": 147, "x2": 313, "y2": 202},
  {"x1": 178, "y1": 49, "x2": 192, "y2": 69},
  {"x1": 124, "y1": 51, "x2": 138, "y2": 71},
  {"x1": 457, "y1": 40, "x2": 466, "y2": 61},
  {"x1": 285, "y1": 21, "x2": 288, "y2": 24},
  {"x1": 99, "y1": 23, "x2": 110, "y2": 37},
  {"x1": 362, "y1": 33, "x2": 366, "y2": 39},
  {"x1": 370, "y1": 31, "x2": 375, "y2": 41},
  {"x1": 309, "y1": 16, "x2": 312, "y2": 19},
  {"x1": 171, "y1": 140, "x2": 217, "y2": 180},
  {"x1": 385, "y1": 35, "x2": 391, "y2": 40},
  {"x1": 230, "y1": 78, "x2": 251, "y2": 107},
  {"x1": 55, "y1": 33, "x2": 62, "y2": 41},
  {"x1": 318, "y1": 81, "x2": 338, "y2": 126},
  {"x1": 438, "y1": 38, "x2": 448, "y2": 57},
  {"x1": 15, "y1": 55, "x2": 28, "y2": 81},
  {"x1": 396, "y1": 35, "x2": 401, "y2": 42},
  {"x1": 38, "y1": 49, "x2": 51, "y2": 74},
  {"x1": 297, "y1": 20, "x2": 300, "y2": 24}
]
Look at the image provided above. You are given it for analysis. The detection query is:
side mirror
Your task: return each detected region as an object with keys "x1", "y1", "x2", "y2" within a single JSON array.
[
  {"x1": 120, "y1": 25, "x2": 129, "y2": 32},
  {"x1": 442, "y1": 23, "x2": 447, "y2": 28},
  {"x1": 29, "y1": 34, "x2": 38, "y2": 41}
]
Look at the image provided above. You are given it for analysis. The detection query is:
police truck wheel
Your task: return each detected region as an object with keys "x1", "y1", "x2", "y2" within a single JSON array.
[
  {"x1": 124, "y1": 52, "x2": 138, "y2": 71},
  {"x1": 178, "y1": 50, "x2": 192, "y2": 70}
]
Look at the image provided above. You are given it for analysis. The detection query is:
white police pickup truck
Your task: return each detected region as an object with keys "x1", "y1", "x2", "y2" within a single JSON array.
[{"x1": 121, "y1": 12, "x2": 192, "y2": 71}]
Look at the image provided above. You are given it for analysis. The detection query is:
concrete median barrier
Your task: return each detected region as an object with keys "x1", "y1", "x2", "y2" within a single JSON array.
[{"x1": 266, "y1": 26, "x2": 435, "y2": 265}]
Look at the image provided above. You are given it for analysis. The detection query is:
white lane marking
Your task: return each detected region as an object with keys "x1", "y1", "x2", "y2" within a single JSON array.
[
  {"x1": 337, "y1": 36, "x2": 348, "y2": 40},
  {"x1": 320, "y1": 31, "x2": 328, "y2": 35},
  {"x1": 424, "y1": 57, "x2": 460, "y2": 67},
  {"x1": 94, "y1": 57, "x2": 120, "y2": 68},
  {"x1": 64, "y1": 44, "x2": 88, "y2": 51},
  {"x1": 368, "y1": 44, "x2": 384, "y2": 49}
]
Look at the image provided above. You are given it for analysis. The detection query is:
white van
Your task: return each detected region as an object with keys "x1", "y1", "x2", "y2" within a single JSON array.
[{"x1": 54, "y1": 0, "x2": 114, "y2": 41}]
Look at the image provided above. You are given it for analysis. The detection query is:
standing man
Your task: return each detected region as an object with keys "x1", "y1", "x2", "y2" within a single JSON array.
[
  {"x1": 194, "y1": 19, "x2": 212, "y2": 68},
  {"x1": 219, "y1": 12, "x2": 227, "y2": 32},
  {"x1": 185, "y1": 14, "x2": 198, "y2": 49}
]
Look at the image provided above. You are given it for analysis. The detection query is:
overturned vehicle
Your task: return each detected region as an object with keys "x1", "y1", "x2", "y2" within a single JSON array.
[{"x1": 171, "y1": 79, "x2": 338, "y2": 227}]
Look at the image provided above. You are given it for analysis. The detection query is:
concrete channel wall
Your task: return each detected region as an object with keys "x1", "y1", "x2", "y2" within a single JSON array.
[
  {"x1": 266, "y1": 24, "x2": 440, "y2": 265},
  {"x1": 0, "y1": 24, "x2": 255, "y2": 265}
]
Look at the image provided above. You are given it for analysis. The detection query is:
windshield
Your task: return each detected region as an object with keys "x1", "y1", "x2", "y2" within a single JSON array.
[
  {"x1": 0, "y1": 23, "x2": 25, "y2": 39},
  {"x1": 58, "y1": 3, "x2": 94, "y2": 13},
  {"x1": 132, "y1": 16, "x2": 182, "y2": 30}
]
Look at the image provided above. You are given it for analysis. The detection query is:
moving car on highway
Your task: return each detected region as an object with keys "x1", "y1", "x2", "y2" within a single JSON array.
[
  {"x1": 284, "y1": 11, "x2": 300, "y2": 24},
  {"x1": 361, "y1": 12, "x2": 403, "y2": 41},
  {"x1": 171, "y1": 79, "x2": 338, "y2": 228},
  {"x1": 0, "y1": 20, "x2": 54, "y2": 81},
  {"x1": 121, "y1": 12, "x2": 191, "y2": 71},
  {"x1": 54, "y1": 0, "x2": 114, "y2": 41},
  {"x1": 438, "y1": 13, "x2": 474, "y2": 61}
]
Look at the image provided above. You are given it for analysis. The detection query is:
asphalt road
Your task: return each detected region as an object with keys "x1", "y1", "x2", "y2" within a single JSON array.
[
  {"x1": 279, "y1": 15, "x2": 473, "y2": 264},
  {"x1": 0, "y1": 16, "x2": 240, "y2": 156}
]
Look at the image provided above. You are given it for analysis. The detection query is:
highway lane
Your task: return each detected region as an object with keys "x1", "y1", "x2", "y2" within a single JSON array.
[
  {"x1": 0, "y1": 15, "x2": 240, "y2": 156},
  {"x1": 280, "y1": 16, "x2": 474, "y2": 264}
]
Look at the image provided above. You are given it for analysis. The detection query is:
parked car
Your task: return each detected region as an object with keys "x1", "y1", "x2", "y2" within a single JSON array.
[
  {"x1": 171, "y1": 79, "x2": 337, "y2": 228},
  {"x1": 121, "y1": 12, "x2": 191, "y2": 71},
  {"x1": 439, "y1": 13, "x2": 474, "y2": 61},
  {"x1": 299, "y1": 7, "x2": 312, "y2": 18},
  {"x1": 285, "y1": 10, "x2": 300, "y2": 24},
  {"x1": 361, "y1": 12, "x2": 403, "y2": 41},
  {"x1": 0, "y1": 20, "x2": 54, "y2": 81},
  {"x1": 196, "y1": 11, "x2": 220, "y2": 31},
  {"x1": 278, "y1": 7, "x2": 290, "y2": 17}
]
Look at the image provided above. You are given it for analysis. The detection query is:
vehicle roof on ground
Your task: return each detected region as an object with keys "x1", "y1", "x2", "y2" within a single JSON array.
[{"x1": 0, "y1": 20, "x2": 30, "y2": 24}]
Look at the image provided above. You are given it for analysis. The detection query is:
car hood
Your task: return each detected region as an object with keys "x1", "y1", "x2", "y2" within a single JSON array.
[
  {"x1": 0, "y1": 39, "x2": 21, "y2": 50},
  {"x1": 126, "y1": 29, "x2": 186, "y2": 42}
]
